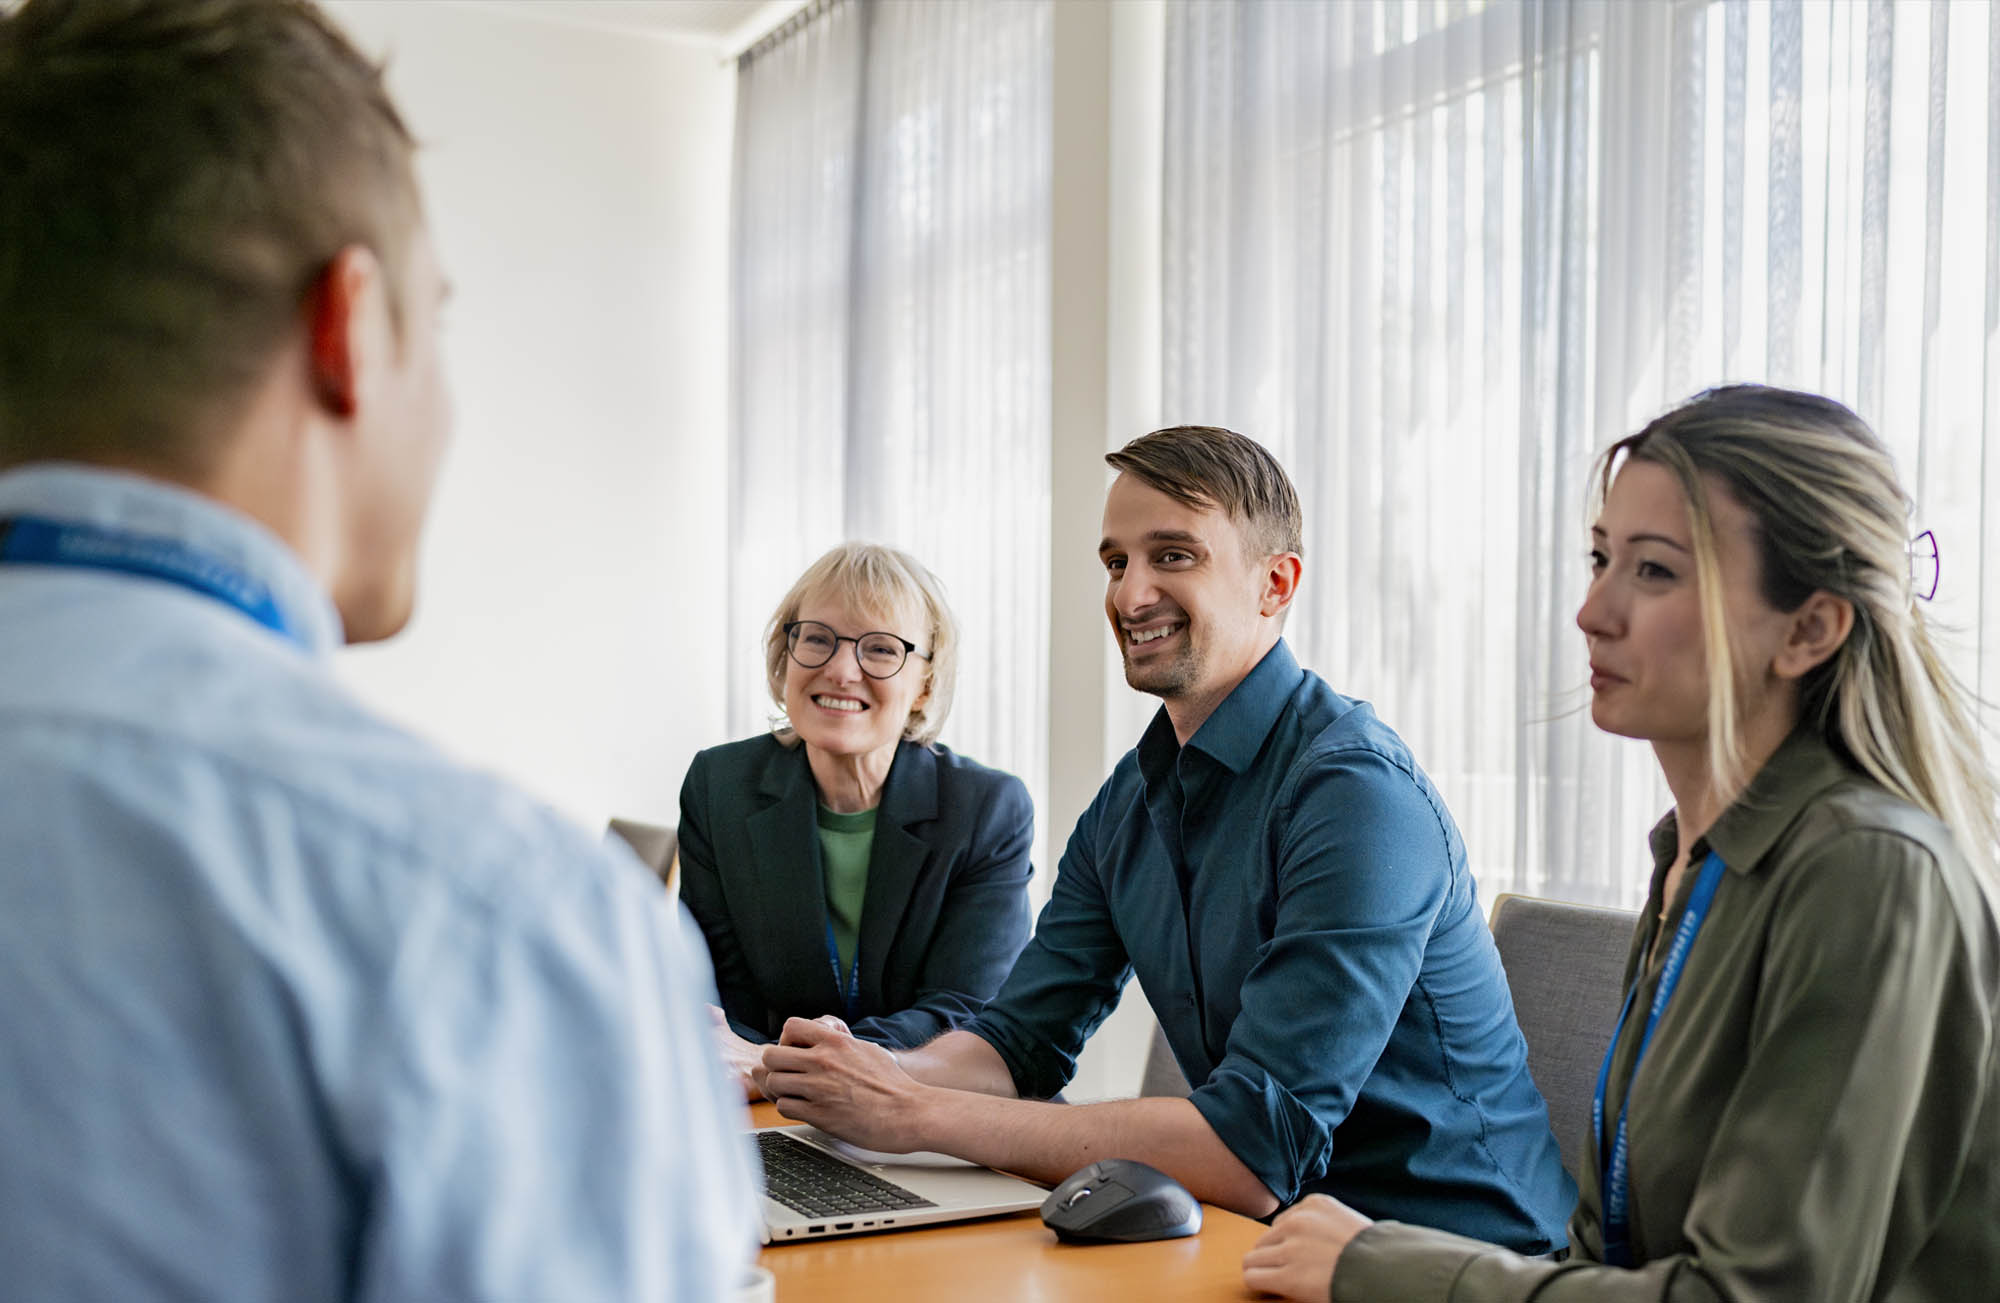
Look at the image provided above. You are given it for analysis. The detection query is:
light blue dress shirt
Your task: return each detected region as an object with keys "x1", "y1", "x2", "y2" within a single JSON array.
[{"x1": 0, "y1": 465, "x2": 759, "y2": 1301}]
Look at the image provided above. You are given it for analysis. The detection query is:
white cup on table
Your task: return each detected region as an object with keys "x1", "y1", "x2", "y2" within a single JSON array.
[{"x1": 734, "y1": 1264, "x2": 776, "y2": 1303}]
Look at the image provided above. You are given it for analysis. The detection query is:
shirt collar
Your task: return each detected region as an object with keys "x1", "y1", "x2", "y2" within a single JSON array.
[
  {"x1": 0, "y1": 462, "x2": 344, "y2": 655},
  {"x1": 1645, "y1": 726, "x2": 1853, "y2": 878},
  {"x1": 1136, "y1": 639, "x2": 1305, "y2": 782}
]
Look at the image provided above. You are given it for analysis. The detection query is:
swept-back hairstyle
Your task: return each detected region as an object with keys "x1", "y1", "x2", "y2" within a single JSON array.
[
  {"x1": 763, "y1": 542, "x2": 960, "y2": 747},
  {"x1": 1106, "y1": 425, "x2": 1304, "y2": 559},
  {"x1": 1600, "y1": 385, "x2": 1997, "y2": 877},
  {"x1": 0, "y1": 0, "x2": 421, "y2": 478}
]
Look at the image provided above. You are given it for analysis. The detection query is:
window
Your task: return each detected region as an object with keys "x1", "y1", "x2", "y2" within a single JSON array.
[
  {"x1": 730, "y1": 0, "x2": 1053, "y2": 808},
  {"x1": 1166, "y1": 0, "x2": 2000, "y2": 904}
]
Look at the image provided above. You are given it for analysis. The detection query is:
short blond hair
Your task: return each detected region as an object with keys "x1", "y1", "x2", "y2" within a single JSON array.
[{"x1": 763, "y1": 543, "x2": 959, "y2": 746}]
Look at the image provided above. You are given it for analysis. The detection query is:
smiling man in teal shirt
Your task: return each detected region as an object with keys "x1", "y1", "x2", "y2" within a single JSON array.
[{"x1": 759, "y1": 426, "x2": 1572, "y2": 1247}]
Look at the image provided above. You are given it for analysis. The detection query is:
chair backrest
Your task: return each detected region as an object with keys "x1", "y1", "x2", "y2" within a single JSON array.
[
  {"x1": 1139, "y1": 1022, "x2": 1192, "y2": 1099},
  {"x1": 1488, "y1": 892, "x2": 1641, "y2": 1184},
  {"x1": 606, "y1": 817, "x2": 679, "y2": 895}
]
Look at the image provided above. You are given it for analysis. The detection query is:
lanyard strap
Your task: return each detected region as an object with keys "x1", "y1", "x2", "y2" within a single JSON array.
[
  {"x1": 823, "y1": 917, "x2": 861, "y2": 1023},
  {"x1": 1593, "y1": 849, "x2": 1727, "y2": 1267},
  {"x1": 0, "y1": 515, "x2": 304, "y2": 648}
]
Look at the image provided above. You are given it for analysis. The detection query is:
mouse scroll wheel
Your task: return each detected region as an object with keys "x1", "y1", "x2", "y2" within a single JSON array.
[{"x1": 1063, "y1": 1186, "x2": 1093, "y2": 1210}]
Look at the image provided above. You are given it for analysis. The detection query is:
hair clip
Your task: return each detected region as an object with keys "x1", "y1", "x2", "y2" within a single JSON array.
[{"x1": 1908, "y1": 529, "x2": 1939, "y2": 602}]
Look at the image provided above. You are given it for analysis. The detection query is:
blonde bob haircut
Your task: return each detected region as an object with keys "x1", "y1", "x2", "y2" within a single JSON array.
[
  {"x1": 1598, "y1": 385, "x2": 1997, "y2": 880},
  {"x1": 763, "y1": 542, "x2": 959, "y2": 748}
]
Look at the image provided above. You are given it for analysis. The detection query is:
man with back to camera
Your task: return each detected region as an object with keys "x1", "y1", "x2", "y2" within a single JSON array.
[
  {"x1": 0, "y1": 1, "x2": 756, "y2": 1298},
  {"x1": 760, "y1": 425, "x2": 1575, "y2": 1247}
]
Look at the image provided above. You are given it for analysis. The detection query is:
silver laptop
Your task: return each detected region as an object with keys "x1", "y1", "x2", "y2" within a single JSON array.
[{"x1": 754, "y1": 1124, "x2": 1046, "y2": 1243}]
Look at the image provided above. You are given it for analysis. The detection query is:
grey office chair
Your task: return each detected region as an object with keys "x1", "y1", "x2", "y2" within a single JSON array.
[
  {"x1": 1488, "y1": 893, "x2": 1641, "y2": 1183},
  {"x1": 606, "y1": 817, "x2": 679, "y2": 894}
]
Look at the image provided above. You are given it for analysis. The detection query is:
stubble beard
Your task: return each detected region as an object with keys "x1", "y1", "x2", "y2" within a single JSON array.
[{"x1": 1121, "y1": 636, "x2": 1200, "y2": 700}]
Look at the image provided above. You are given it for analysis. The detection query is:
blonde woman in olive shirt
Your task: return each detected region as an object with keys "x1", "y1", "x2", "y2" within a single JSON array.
[
  {"x1": 679, "y1": 544, "x2": 1034, "y2": 1097},
  {"x1": 1245, "y1": 386, "x2": 2000, "y2": 1303}
]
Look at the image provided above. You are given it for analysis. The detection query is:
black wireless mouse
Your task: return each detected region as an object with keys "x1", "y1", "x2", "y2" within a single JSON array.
[{"x1": 1039, "y1": 1158, "x2": 1203, "y2": 1243}]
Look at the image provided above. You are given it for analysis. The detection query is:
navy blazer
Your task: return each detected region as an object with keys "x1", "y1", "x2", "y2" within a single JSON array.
[{"x1": 677, "y1": 734, "x2": 1034, "y2": 1049}]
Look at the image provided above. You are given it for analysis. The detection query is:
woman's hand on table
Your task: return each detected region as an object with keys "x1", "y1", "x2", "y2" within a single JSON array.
[
  {"x1": 709, "y1": 1005, "x2": 767, "y2": 1101},
  {"x1": 1242, "y1": 1193, "x2": 1372, "y2": 1301}
]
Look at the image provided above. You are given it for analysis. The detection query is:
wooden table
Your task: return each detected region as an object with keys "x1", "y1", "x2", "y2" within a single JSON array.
[{"x1": 751, "y1": 1103, "x2": 1269, "y2": 1301}]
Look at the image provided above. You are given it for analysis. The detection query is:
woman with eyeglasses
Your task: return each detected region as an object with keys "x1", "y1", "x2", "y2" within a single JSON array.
[
  {"x1": 1243, "y1": 386, "x2": 2000, "y2": 1302},
  {"x1": 678, "y1": 542, "x2": 1034, "y2": 1098}
]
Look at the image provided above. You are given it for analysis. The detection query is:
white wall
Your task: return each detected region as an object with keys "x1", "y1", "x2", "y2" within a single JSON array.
[{"x1": 324, "y1": 2, "x2": 736, "y2": 832}]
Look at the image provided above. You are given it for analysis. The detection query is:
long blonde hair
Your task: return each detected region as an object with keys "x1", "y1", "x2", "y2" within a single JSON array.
[{"x1": 1598, "y1": 386, "x2": 1997, "y2": 878}]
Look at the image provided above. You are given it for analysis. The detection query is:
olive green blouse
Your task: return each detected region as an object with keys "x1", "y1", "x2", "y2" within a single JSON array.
[
  {"x1": 816, "y1": 803, "x2": 876, "y2": 978},
  {"x1": 1332, "y1": 729, "x2": 2000, "y2": 1302}
]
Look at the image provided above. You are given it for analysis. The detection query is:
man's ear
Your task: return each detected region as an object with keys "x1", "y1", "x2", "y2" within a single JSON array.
[
  {"x1": 1773, "y1": 590, "x2": 1855, "y2": 681},
  {"x1": 304, "y1": 246, "x2": 385, "y2": 420},
  {"x1": 1259, "y1": 552, "x2": 1303, "y2": 618}
]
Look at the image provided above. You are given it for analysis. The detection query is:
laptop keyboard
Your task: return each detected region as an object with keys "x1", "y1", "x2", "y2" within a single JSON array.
[{"x1": 756, "y1": 1132, "x2": 938, "y2": 1218}]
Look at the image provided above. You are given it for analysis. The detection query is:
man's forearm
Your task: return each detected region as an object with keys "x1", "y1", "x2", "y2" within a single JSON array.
[
  {"x1": 761, "y1": 1019, "x2": 1279, "y2": 1217},
  {"x1": 892, "y1": 1029, "x2": 1020, "y2": 1098},
  {"x1": 907, "y1": 1090, "x2": 1279, "y2": 1218}
]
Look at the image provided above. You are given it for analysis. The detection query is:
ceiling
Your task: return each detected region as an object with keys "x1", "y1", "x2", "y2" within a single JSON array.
[{"x1": 452, "y1": 0, "x2": 795, "y2": 50}]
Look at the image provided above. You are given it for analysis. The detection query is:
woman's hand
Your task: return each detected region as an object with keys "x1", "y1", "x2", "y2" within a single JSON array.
[
  {"x1": 709, "y1": 1005, "x2": 767, "y2": 1101},
  {"x1": 1242, "y1": 1194, "x2": 1373, "y2": 1301}
]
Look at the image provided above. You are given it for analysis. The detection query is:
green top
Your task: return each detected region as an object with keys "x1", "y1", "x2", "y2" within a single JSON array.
[
  {"x1": 1333, "y1": 728, "x2": 2000, "y2": 1302},
  {"x1": 816, "y1": 804, "x2": 877, "y2": 979}
]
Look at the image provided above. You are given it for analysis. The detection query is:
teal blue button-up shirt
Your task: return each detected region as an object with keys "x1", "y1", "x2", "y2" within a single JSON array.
[{"x1": 969, "y1": 641, "x2": 1573, "y2": 1251}]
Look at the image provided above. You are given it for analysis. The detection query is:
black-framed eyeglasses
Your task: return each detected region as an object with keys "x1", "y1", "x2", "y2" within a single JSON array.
[{"x1": 784, "y1": 620, "x2": 930, "y2": 679}]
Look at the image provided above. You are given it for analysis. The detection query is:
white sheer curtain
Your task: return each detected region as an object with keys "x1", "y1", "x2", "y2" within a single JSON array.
[
  {"x1": 1165, "y1": 0, "x2": 2000, "y2": 906},
  {"x1": 729, "y1": 0, "x2": 1053, "y2": 808}
]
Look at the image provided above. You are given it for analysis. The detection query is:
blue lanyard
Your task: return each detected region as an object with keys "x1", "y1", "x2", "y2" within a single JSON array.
[
  {"x1": 0, "y1": 514, "x2": 304, "y2": 649},
  {"x1": 1593, "y1": 849, "x2": 1727, "y2": 1267},
  {"x1": 823, "y1": 917, "x2": 861, "y2": 1023}
]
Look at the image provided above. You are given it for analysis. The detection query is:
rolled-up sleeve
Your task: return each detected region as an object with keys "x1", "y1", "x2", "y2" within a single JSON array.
[{"x1": 1190, "y1": 742, "x2": 1452, "y2": 1207}]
